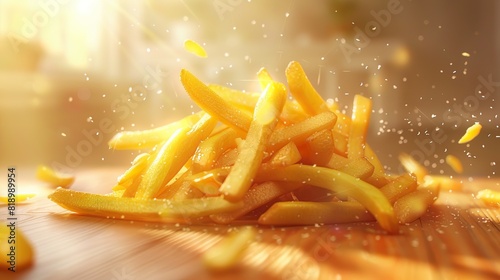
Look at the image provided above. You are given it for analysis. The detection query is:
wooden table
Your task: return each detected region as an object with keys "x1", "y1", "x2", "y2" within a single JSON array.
[{"x1": 2, "y1": 168, "x2": 499, "y2": 280}]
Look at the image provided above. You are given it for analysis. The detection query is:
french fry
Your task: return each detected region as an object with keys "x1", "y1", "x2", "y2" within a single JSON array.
[
  {"x1": 338, "y1": 157, "x2": 375, "y2": 180},
  {"x1": 0, "y1": 193, "x2": 36, "y2": 204},
  {"x1": 398, "y1": 152, "x2": 428, "y2": 183},
  {"x1": 393, "y1": 182, "x2": 439, "y2": 224},
  {"x1": 108, "y1": 111, "x2": 204, "y2": 150},
  {"x1": 300, "y1": 129, "x2": 335, "y2": 166},
  {"x1": 117, "y1": 153, "x2": 149, "y2": 184},
  {"x1": 156, "y1": 171, "x2": 193, "y2": 199},
  {"x1": 191, "y1": 128, "x2": 239, "y2": 173},
  {"x1": 49, "y1": 188, "x2": 243, "y2": 221},
  {"x1": 332, "y1": 131, "x2": 349, "y2": 156},
  {"x1": 256, "y1": 164, "x2": 398, "y2": 233},
  {"x1": 36, "y1": 164, "x2": 75, "y2": 188},
  {"x1": 379, "y1": 173, "x2": 418, "y2": 204},
  {"x1": 426, "y1": 175, "x2": 462, "y2": 191},
  {"x1": 263, "y1": 141, "x2": 302, "y2": 169},
  {"x1": 171, "y1": 183, "x2": 205, "y2": 201},
  {"x1": 188, "y1": 167, "x2": 230, "y2": 193},
  {"x1": 476, "y1": 189, "x2": 500, "y2": 207},
  {"x1": 121, "y1": 176, "x2": 142, "y2": 198},
  {"x1": 267, "y1": 111, "x2": 337, "y2": 153},
  {"x1": 203, "y1": 227, "x2": 256, "y2": 271},
  {"x1": 133, "y1": 129, "x2": 186, "y2": 199},
  {"x1": 209, "y1": 84, "x2": 259, "y2": 110},
  {"x1": 445, "y1": 154, "x2": 463, "y2": 174},
  {"x1": 181, "y1": 69, "x2": 252, "y2": 133},
  {"x1": 363, "y1": 144, "x2": 390, "y2": 187},
  {"x1": 184, "y1": 39, "x2": 207, "y2": 58},
  {"x1": 333, "y1": 111, "x2": 352, "y2": 137},
  {"x1": 458, "y1": 122, "x2": 482, "y2": 144},
  {"x1": 286, "y1": 61, "x2": 329, "y2": 115},
  {"x1": 326, "y1": 153, "x2": 374, "y2": 180},
  {"x1": 347, "y1": 95, "x2": 372, "y2": 159},
  {"x1": 191, "y1": 143, "x2": 301, "y2": 197},
  {"x1": 214, "y1": 147, "x2": 239, "y2": 168},
  {"x1": 257, "y1": 67, "x2": 274, "y2": 89},
  {"x1": 135, "y1": 114, "x2": 217, "y2": 199},
  {"x1": 0, "y1": 225, "x2": 33, "y2": 270},
  {"x1": 258, "y1": 201, "x2": 375, "y2": 225},
  {"x1": 325, "y1": 152, "x2": 349, "y2": 169},
  {"x1": 281, "y1": 100, "x2": 309, "y2": 124},
  {"x1": 219, "y1": 82, "x2": 287, "y2": 201},
  {"x1": 211, "y1": 182, "x2": 302, "y2": 224}
]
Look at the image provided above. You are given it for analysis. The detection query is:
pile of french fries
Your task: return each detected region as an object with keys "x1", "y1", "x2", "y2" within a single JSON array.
[{"x1": 49, "y1": 61, "x2": 446, "y2": 234}]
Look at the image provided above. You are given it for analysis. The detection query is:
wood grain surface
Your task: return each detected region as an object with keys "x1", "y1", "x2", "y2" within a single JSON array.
[{"x1": 1, "y1": 168, "x2": 499, "y2": 280}]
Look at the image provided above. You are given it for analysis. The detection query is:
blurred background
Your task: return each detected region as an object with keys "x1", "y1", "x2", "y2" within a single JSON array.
[{"x1": 0, "y1": 0, "x2": 498, "y2": 178}]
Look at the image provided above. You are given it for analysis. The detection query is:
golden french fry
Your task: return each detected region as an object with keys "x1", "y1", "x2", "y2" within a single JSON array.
[
  {"x1": 476, "y1": 189, "x2": 500, "y2": 207},
  {"x1": 192, "y1": 128, "x2": 239, "y2": 173},
  {"x1": 211, "y1": 182, "x2": 302, "y2": 224},
  {"x1": 393, "y1": 182, "x2": 439, "y2": 224},
  {"x1": 281, "y1": 100, "x2": 309, "y2": 124},
  {"x1": 49, "y1": 188, "x2": 243, "y2": 221},
  {"x1": 258, "y1": 201, "x2": 375, "y2": 225},
  {"x1": 188, "y1": 167, "x2": 230, "y2": 192},
  {"x1": 184, "y1": 39, "x2": 207, "y2": 58},
  {"x1": 325, "y1": 152, "x2": 349, "y2": 170},
  {"x1": 379, "y1": 173, "x2": 418, "y2": 204},
  {"x1": 117, "y1": 153, "x2": 149, "y2": 184},
  {"x1": 338, "y1": 157, "x2": 375, "y2": 180},
  {"x1": 135, "y1": 114, "x2": 217, "y2": 199},
  {"x1": 0, "y1": 225, "x2": 33, "y2": 270},
  {"x1": 256, "y1": 164, "x2": 398, "y2": 233},
  {"x1": 363, "y1": 144, "x2": 390, "y2": 187},
  {"x1": 257, "y1": 67, "x2": 274, "y2": 89},
  {"x1": 0, "y1": 193, "x2": 36, "y2": 204},
  {"x1": 36, "y1": 164, "x2": 74, "y2": 188},
  {"x1": 458, "y1": 122, "x2": 482, "y2": 144},
  {"x1": 171, "y1": 184, "x2": 205, "y2": 201},
  {"x1": 181, "y1": 69, "x2": 252, "y2": 133},
  {"x1": 156, "y1": 170, "x2": 192, "y2": 199},
  {"x1": 209, "y1": 84, "x2": 259, "y2": 110},
  {"x1": 325, "y1": 153, "x2": 374, "y2": 180},
  {"x1": 347, "y1": 95, "x2": 372, "y2": 159},
  {"x1": 190, "y1": 176, "x2": 222, "y2": 196},
  {"x1": 268, "y1": 111, "x2": 337, "y2": 153},
  {"x1": 333, "y1": 111, "x2": 352, "y2": 136},
  {"x1": 203, "y1": 227, "x2": 256, "y2": 271},
  {"x1": 426, "y1": 175, "x2": 462, "y2": 191},
  {"x1": 121, "y1": 175, "x2": 143, "y2": 198},
  {"x1": 263, "y1": 141, "x2": 302, "y2": 168},
  {"x1": 214, "y1": 147, "x2": 239, "y2": 168},
  {"x1": 445, "y1": 155, "x2": 463, "y2": 174},
  {"x1": 108, "y1": 111, "x2": 204, "y2": 150},
  {"x1": 286, "y1": 61, "x2": 329, "y2": 115},
  {"x1": 398, "y1": 152, "x2": 428, "y2": 183},
  {"x1": 134, "y1": 128, "x2": 188, "y2": 199},
  {"x1": 220, "y1": 82, "x2": 287, "y2": 201},
  {"x1": 332, "y1": 131, "x2": 349, "y2": 156},
  {"x1": 300, "y1": 129, "x2": 335, "y2": 166}
]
